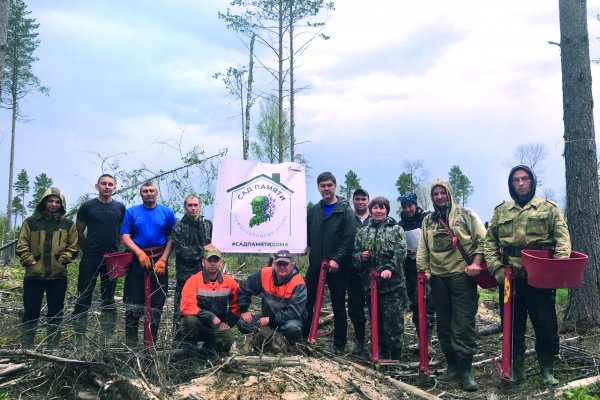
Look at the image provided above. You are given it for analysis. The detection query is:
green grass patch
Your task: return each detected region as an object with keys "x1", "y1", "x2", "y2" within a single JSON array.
[
  {"x1": 565, "y1": 386, "x2": 600, "y2": 400},
  {"x1": 556, "y1": 288, "x2": 569, "y2": 306}
]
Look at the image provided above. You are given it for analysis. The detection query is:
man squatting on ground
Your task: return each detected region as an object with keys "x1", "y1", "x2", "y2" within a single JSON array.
[
  {"x1": 171, "y1": 194, "x2": 213, "y2": 345},
  {"x1": 16, "y1": 188, "x2": 78, "y2": 350},
  {"x1": 348, "y1": 188, "x2": 371, "y2": 354},
  {"x1": 238, "y1": 250, "x2": 307, "y2": 351},
  {"x1": 353, "y1": 196, "x2": 407, "y2": 360},
  {"x1": 72, "y1": 174, "x2": 126, "y2": 341},
  {"x1": 120, "y1": 181, "x2": 176, "y2": 346},
  {"x1": 417, "y1": 180, "x2": 486, "y2": 392},
  {"x1": 398, "y1": 192, "x2": 436, "y2": 342},
  {"x1": 177, "y1": 247, "x2": 239, "y2": 356},
  {"x1": 303, "y1": 172, "x2": 355, "y2": 353},
  {"x1": 484, "y1": 165, "x2": 571, "y2": 387}
]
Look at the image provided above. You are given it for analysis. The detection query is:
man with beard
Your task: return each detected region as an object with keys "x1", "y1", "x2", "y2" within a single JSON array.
[
  {"x1": 417, "y1": 180, "x2": 486, "y2": 392},
  {"x1": 484, "y1": 165, "x2": 571, "y2": 387}
]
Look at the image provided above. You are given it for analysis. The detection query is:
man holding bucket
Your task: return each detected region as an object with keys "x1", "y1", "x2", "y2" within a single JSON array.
[
  {"x1": 484, "y1": 165, "x2": 571, "y2": 387},
  {"x1": 121, "y1": 181, "x2": 176, "y2": 346},
  {"x1": 73, "y1": 174, "x2": 126, "y2": 341}
]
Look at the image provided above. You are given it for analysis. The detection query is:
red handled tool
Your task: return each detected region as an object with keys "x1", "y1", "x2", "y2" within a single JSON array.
[
  {"x1": 370, "y1": 267, "x2": 380, "y2": 363},
  {"x1": 144, "y1": 269, "x2": 152, "y2": 350},
  {"x1": 308, "y1": 259, "x2": 329, "y2": 343},
  {"x1": 369, "y1": 267, "x2": 399, "y2": 365},
  {"x1": 500, "y1": 264, "x2": 514, "y2": 383},
  {"x1": 417, "y1": 271, "x2": 430, "y2": 376}
]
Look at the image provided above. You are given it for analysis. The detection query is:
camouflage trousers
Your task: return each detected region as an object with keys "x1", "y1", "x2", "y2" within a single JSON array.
[{"x1": 368, "y1": 287, "x2": 405, "y2": 354}]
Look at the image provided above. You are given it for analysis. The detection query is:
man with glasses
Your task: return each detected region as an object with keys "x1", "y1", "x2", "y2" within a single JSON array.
[{"x1": 238, "y1": 250, "x2": 307, "y2": 352}]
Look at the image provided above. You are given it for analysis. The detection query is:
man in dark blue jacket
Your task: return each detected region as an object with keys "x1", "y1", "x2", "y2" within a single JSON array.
[{"x1": 303, "y1": 172, "x2": 355, "y2": 354}]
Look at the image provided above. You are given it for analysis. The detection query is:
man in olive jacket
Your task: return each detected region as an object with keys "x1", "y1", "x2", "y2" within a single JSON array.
[
  {"x1": 417, "y1": 180, "x2": 486, "y2": 391},
  {"x1": 484, "y1": 165, "x2": 571, "y2": 387},
  {"x1": 303, "y1": 171, "x2": 355, "y2": 353},
  {"x1": 16, "y1": 187, "x2": 78, "y2": 350}
]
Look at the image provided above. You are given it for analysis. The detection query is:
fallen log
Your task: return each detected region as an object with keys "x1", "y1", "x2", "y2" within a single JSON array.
[{"x1": 553, "y1": 374, "x2": 600, "y2": 397}]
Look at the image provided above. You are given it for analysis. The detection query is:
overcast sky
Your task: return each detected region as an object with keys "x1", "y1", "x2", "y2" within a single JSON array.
[{"x1": 2, "y1": 0, "x2": 600, "y2": 224}]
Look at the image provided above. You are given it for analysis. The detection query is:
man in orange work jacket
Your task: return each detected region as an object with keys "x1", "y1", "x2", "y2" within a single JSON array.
[
  {"x1": 238, "y1": 250, "x2": 307, "y2": 351},
  {"x1": 177, "y1": 247, "x2": 240, "y2": 357}
]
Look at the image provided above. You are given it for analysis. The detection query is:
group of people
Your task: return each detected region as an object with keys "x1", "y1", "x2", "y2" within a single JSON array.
[
  {"x1": 304, "y1": 167, "x2": 570, "y2": 391},
  {"x1": 15, "y1": 165, "x2": 571, "y2": 391}
]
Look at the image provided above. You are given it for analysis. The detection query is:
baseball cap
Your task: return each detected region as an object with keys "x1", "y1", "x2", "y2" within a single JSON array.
[
  {"x1": 274, "y1": 250, "x2": 293, "y2": 264},
  {"x1": 204, "y1": 247, "x2": 222, "y2": 260},
  {"x1": 353, "y1": 188, "x2": 369, "y2": 198}
]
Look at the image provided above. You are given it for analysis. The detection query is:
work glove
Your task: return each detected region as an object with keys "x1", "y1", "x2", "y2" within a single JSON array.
[
  {"x1": 137, "y1": 251, "x2": 151, "y2": 269},
  {"x1": 493, "y1": 268, "x2": 504, "y2": 285},
  {"x1": 154, "y1": 259, "x2": 167, "y2": 275}
]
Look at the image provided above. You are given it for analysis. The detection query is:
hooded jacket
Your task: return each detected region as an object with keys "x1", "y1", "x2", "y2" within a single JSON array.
[
  {"x1": 307, "y1": 196, "x2": 355, "y2": 270},
  {"x1": 352, "y1": 216, "x2": 407, "y2": 293},
  {"x1": 416, "y1": 180, "x2": 486, "y2": 276},
  {"x1": 484, "y1": 165, "x2": 571, "y2": 276},
  {"x1": 16, "y1": 188, "x2": 78, "y2": 279}
]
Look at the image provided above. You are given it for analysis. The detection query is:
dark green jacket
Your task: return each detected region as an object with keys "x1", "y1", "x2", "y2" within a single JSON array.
[
  {"x1": 307, "y1": 197, "x2": 355, "y2": 270},
  {"x1": 16, "y1": 188, "x2": 78, "y2": 280},
  {"x1": 172, "y1": 213, "x2": 212, "y2": 282}
]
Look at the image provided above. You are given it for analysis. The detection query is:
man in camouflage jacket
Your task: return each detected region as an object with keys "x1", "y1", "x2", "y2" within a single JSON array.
[
  {"x1": 171, "y1": 195, "x2": 213, "y2": 345},
  {"x1": 484, "y1": 165, "x2": 571, "y2": 387}
]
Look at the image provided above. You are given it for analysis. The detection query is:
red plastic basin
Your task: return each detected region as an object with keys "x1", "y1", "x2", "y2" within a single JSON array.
[
  {"x1": 473, "y1": 262, "x2": 498, "y2": 289},
  {"x1": 522, "y1": 249, "x2": 588, "y2": 289},
  {"x1": 103, "y1": 251, "x2": 133, "y2": 279}
]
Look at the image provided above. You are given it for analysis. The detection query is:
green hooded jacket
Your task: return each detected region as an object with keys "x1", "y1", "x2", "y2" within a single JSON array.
[
  {"x1": 16, "y1": 187, "x2": 78, "y2": 279},
  {"x1": 416, "y1": 180, "x2": 486, "y2": 276}
]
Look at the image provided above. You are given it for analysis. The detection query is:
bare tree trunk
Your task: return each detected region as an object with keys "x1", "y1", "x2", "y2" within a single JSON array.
[
  {"x1": 277, "y1": 0, "x2": 285, "y2": 163},
  {"x1": 559, "y1": 0, "x2": 600, "y2": 331},
  {"x1": 244, "y1": 34, "x2": 255, "y2": 161},
  {"x1": 0, "y1": 0, "x2": 8, "y2": 77},
  {"x1": 289, "y1": 0, "x2": 295, "y2": 163}
]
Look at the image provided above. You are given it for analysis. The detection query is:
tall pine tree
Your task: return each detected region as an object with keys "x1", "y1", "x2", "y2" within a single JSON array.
[
  {"x1": 1, "y1": 0, "x2": 48, "y2": 233},
  {"x1": 28, "y1": 173, "x2": 52, "y2": 212}
]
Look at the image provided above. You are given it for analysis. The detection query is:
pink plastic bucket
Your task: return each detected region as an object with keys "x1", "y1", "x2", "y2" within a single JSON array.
[
  {"x1": 473, "y1": 262, "x2": 498, "y2": 289},
  {"x1": 103, "y1": 252, "x2": 133, "y2": 279},
  {"x1": 522, "y1": 250, "x2": 588, "y2": 289}
]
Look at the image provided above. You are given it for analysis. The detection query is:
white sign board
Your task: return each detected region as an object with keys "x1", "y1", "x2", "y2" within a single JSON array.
[{"x1": 212, "y1": 160, "x2": 307, "y2": 253}]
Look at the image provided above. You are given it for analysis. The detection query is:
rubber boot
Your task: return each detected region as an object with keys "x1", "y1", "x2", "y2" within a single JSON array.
[
  {"x1": 351, "y1": 322, "x2": 365, "y2": 354},
  {"x1": 457, "y1": 353, "x2": 478, "y2": 392},
  {"x1": 511, "y1": 352, "x2": 526, "y2": 385},
  {"x1": 46, "y1": 323, "x2": 61, "y2": 351},
  {"x1": 21, "y1": 321, "x2": 37, "y2": 349},
  {"x1": 125, "y1": 314, "x2": 139, "y2": 347},
  {"x1": 72, "y1": 312, "x2": 88, "y2": 346},
  {"x1": 537, "y1": 352, "x2": 559, "y2": 387},
  {"x1": 437, "y1": 352, "x2": 459, "y2": 383},
  {"x1": 150, "y1": 311, "x2": 162, "y2": 345}
]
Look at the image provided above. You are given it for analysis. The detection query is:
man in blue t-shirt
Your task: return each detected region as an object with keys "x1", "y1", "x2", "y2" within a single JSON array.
[
  {"x1": 73, "y1": 174, "x2": 126, "y2": 341},
  {"x1": 120, "y1": 181, "x2": 176, "y2": 346}
]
